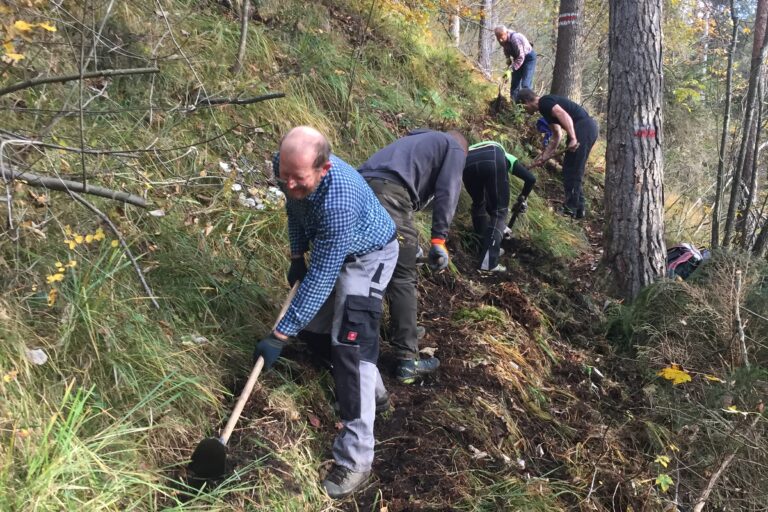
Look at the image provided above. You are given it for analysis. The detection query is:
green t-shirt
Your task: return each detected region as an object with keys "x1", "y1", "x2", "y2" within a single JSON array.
[{"x1": 468, "y1": 141, "x2": 518, "y2": 169}]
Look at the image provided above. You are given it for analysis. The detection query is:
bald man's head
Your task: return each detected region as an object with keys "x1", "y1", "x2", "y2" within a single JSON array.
[{"x1": 277, "y1": 126, "x2": 332, "y2": 200}]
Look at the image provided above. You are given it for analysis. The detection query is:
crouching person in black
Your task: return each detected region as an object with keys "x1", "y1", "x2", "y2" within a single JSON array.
[{"x1": 463, "y1": 141, "x2": 536, "y2": 272}]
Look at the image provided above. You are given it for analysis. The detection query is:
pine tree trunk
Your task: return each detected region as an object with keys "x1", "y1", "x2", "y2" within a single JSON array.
[
  {"x1": 711, "y1": 1, "x2": 739, "y2": 249},
  {"x1": 551, "y1": 0, "x2": 584, "y2": 102},
  {"x1": 604, "y1": 0, "x2": 665, "y2": 300},
  {"x1": 723, "y1": 0, "x2": 768, "y2": 247}
]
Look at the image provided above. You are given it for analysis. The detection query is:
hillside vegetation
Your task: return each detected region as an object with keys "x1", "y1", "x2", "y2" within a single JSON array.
[{"x1": 1, "y1": 1, "x2": 766, "y2": 511}]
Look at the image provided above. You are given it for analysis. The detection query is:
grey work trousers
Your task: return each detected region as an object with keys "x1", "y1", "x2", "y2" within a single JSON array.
[
  {"x1": 364, "y1": 177, "x2": 421, "y2": 360},
  {"x1": 302, "y1": 239, "x2": 398, "y2": 472}
]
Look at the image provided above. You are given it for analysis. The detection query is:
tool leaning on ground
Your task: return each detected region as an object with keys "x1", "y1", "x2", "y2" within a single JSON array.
[{"x1": 188, "y1": 281, "x2": 300, "y2": 480}]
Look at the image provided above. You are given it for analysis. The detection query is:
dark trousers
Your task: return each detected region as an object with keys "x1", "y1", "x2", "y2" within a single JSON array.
[
  {"x1": 365, "y1": 177, "x2": 420, "y2": 360},
  {"x1": 563, "y1": 117, "x2": 599, "y2": 212},
  {"x1": 463, "y1": 147, "x2": 536, "y2": 270},
  {"x1": 511, "y1": 50, "x2": 537, "y2": 101}
]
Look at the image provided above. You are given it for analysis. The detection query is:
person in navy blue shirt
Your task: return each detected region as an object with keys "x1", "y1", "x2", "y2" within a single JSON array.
[{"x1": 253, "y1": 126, "x2": 399, "y2": 499}]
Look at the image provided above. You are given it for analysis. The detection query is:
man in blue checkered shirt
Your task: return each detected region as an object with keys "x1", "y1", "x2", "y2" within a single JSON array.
[{"x1": 253, "y1": 126, "x2": 399, "y2": 499}]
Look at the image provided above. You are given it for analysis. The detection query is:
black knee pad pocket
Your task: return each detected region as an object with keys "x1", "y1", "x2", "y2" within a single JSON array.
[{"x1": 341, "y1": 295, "x2": 382, "y2": 363}]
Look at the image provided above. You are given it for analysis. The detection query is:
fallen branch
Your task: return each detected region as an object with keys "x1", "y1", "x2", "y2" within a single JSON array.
[
  {"x1": 68, "y1": 191, "x2": 160, "y2": 310},
  {"x1": 1, "y1": 167, "x2": 147, "y2": 208},
  {"x1": 0, "y1": 67, "x2": 160, "y2": 97},
  {"x1": 194, "y1": 92, "x2": 285, "y2": 108}
]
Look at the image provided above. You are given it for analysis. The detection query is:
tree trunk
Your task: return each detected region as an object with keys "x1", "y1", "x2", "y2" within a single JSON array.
[
  {"x1": 478, "y1": 0, "x2": 493, "y2": 77},
  {"x1": 722, "y1": 0, "x2": 768, "y2": 247},
  {"x1": 711, "y1": 0, "x2": 739, "y2": 249},
  {"x1": 229, "y1": 0, "x2": 250, "y2": 75},
  {"x1": 451, "y1": 6, "x2": 460, "y2": 48},
  {"x1": 739, "y1": 78, "x2": 764, "y2": 248},
  {"x1": 604, "y1": 0, "x2": 665, "y2": 300},
  {"x1": 551, "y1": 0, "x2": 584, "y2": 102}
]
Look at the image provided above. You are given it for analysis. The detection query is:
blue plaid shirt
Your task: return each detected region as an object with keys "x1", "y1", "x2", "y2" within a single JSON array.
[{"x1": 274, "y1": 153, "x2": 396, "y2": 337}]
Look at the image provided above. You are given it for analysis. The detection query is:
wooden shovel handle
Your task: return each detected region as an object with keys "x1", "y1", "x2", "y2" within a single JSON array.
[{"x1": 219, "y1": 281, "x2": 300, "y2": 445}]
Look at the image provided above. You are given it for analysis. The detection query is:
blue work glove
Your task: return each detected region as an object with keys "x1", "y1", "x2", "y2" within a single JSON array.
[
  {"x1": 253, "y1": 333, "x2": 285, "y2": 370},
  {"x1": 428, "y1": 238, "x2": 449, "y2": 271},
  {"x1": 287, "y1": 257, "x2": 307, "y2": 286}
]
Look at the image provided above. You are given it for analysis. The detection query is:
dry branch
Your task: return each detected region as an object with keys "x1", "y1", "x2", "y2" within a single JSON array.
[
  {"x1": 68, "y1": 191, "x2": 160, "y2": 310},
  {"x1": 1, "y1": 167, "x2": 147, "y2": 208},
  {"x1": 194, "y1": 92, "x2": 285, "y2": 107},
  {"x1": 230, "y1": 0, "x2": 251, "y2": 75},
  {"x1": 0, "y1": 67, "x2": 160, "y2": 97}
]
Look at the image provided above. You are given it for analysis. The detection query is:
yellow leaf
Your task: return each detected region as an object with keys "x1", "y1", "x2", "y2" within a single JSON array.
[
  {"x1": 13, "y1": 20, "x2": 35, "y2": 32},
  {"x1": 4, "y1": 52, "x2": 25, "y2": 62},
  {"x1": 36, "y1": 22, "x2": 56, "y2": 32},
  {"x1": 94, "y1": 228, "x2": 105, "y2": 241},
  {"x1": 54, "y1": 261, "x2": 63, "y2": 268},
  {"x1": 110, "y1": 240, "x2": 119, "y2": 248},
  {"x1": 66, "y1": 260, "x2": 77, "y2": 268},
  {"x1": 47, "y1": 288, "x2": 57, "y2": 307},
  {"x1": 2, "y1": 369, "x2": 18, "y2": 382},
  {"x1": 85, "y1": 234, "x2": 94, "y2": 243},
  {"x1": 74, "y1": 234, "x2": 84, "y2": 244},
  {"x1": 654, "y1": 455, "x2": 671, "y2": 468},
  {"x1": 64, "y1": 225, "x2": 73, "y2": 236},
  {"x1": 704, "y1": 374, "x2": 725, "y2": 383},
  {"x1": 46, "y1": 273, "x2": 64, "y2": 284},
  {"x1": 66, "y1": 240, "x2": 76, "y2": 250},
  {"x1": 657, "y1": 365, "x2": 692, "y2": 385},
  {"x1": 668, "y1": 443, "x2": 680, "y2": 452}
]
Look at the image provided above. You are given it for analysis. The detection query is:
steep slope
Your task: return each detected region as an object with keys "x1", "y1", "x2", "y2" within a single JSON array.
[{"x1": 0, "y1": 1, "x2": 699, "y2": 511}]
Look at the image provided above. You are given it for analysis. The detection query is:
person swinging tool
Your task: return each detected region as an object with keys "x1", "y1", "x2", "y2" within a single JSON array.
[
  {"x1": 494, "y1": 26, "x2": 536, "y2": 101},
  {"x1": 463, "y1": 141, "x2": 536, "y2": 272},
  {"x1": 253, "y1": 126, "x2": 399, "y2": 499}
]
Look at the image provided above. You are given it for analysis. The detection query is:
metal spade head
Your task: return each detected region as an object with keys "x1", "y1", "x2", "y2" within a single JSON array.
[{"x1": 188, "y1": 437, "x2": 227, "y2": 480}]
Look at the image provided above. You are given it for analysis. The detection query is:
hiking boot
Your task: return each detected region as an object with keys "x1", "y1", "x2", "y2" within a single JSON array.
[
  {"x1": 487, "y1": 264, "x2": 507, "y2": 273},
  {"x1": 575, "y1": 207, "x2": 586, "y2": 219},
  {"x1": 557, "y1": 206, "x2": 576, "y2": 218},
  {"x1": 322, "y1": 464, "x2": 371, "y2": 499},
  {"x1": 396, "y1": 357, "x2": 440, "y2": 384}
]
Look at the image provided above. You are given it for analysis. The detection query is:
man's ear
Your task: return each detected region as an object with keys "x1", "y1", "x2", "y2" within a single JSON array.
[{"x1": 320, "y1": 161, "x2": 332, "y2": 176}]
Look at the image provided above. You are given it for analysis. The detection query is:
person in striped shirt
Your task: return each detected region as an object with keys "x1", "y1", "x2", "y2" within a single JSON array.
[
  {"x1": 494, "y1": 26, "x2": 536, "y2": 101},
  {"x1": 253, "y1": 126, "x2": 399, "y2": 499}
]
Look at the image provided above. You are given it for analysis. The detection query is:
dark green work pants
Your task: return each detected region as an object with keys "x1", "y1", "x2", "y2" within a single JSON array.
[{"x1": 365, "y1": 177, "x2": 420, "y2": 360}]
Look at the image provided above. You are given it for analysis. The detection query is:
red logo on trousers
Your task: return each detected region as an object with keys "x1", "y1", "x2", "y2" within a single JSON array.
[{"x1": 347, "y1": 331, "x2": 358, "y2": 341}]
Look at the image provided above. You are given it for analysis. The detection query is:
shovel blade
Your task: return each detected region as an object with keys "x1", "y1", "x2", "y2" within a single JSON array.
[{"x1": 188, "y1": 437, "x2": 227, "y2": 479}]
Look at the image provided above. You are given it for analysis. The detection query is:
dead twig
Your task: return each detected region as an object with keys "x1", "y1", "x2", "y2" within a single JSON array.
[
  {"x1": 68, "y1": 191, "x2": 160, "y2": 310},
  {"x1": 1, "y1": 167, "x2": 147, "y2": 207},
  {"x1": 734, "y1": 269, "x2": 750, "y2": 368},
  {"x1": 194, "y1": 92, "x2": 285, "y2": 108},
  {"x1": 0, "y1": 67, "x2": 160, "y2": 97},
  {"x1": 229, "y1": 0, "x2": 251, "y2": 75},
  {"x1": 691, "y1": 411, "x2": 762, "y2": 512}
]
